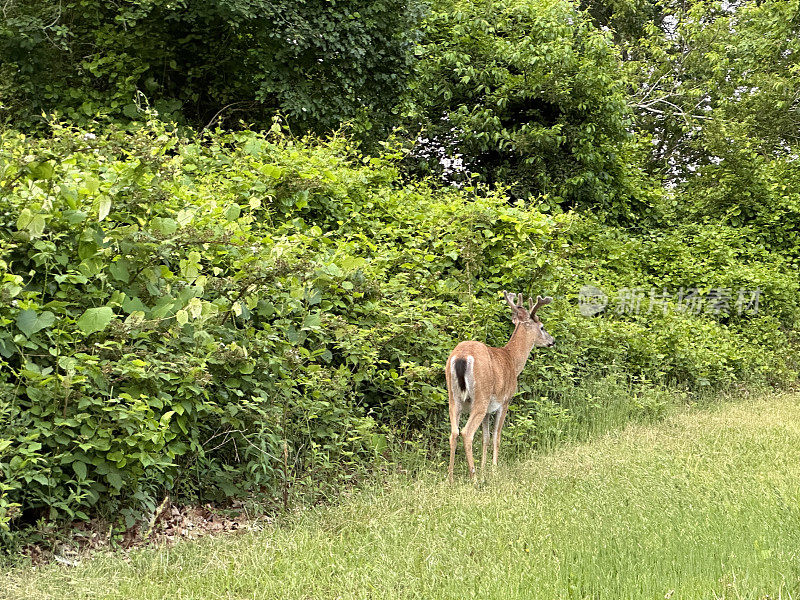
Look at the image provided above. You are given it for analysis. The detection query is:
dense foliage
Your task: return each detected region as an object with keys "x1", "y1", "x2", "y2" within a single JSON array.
[
  {"x1": 1, "y1": 121, "x2": 797, "y2": 543},
  {"x1": 0, "y1": 0, "x2": 421, "y2": 133},
  {"x1": 1, "y1": 0, "x2": 799, "y2": 551},
  {"x1": 407, "y1": 0, "x2": 647, "y2": 216}
]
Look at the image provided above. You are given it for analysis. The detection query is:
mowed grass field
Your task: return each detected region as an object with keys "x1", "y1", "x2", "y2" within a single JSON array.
[{"x1": 5, "y1": 393, "x2": 800, "y2": 600}]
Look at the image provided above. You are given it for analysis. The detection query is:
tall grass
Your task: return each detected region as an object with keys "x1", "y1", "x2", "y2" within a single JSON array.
[
  {"x1": 506, "y1": 373, "x2": 685, "y2": 454},
  {"x1": 5, "y1": 392, "x2": 800, "y2": 599}
]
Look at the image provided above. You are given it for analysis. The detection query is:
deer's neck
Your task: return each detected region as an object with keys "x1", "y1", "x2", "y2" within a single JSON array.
[{"x1": 504, "y1": 324, "x2": 536, "y2": 376}]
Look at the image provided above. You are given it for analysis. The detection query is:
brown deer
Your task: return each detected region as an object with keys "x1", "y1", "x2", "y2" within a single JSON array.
[{"x1": 446, "y1": 292, "x2": 554, "y2": 481}]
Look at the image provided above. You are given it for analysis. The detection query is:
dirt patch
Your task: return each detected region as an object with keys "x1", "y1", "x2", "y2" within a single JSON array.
[{"x1": 19, "y1": 498, "x2": 273, "y2": 567}]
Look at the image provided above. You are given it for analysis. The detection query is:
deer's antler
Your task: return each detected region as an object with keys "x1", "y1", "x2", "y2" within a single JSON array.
[
  {"x1": 529, "y1": 295, "x2": 553, "y2": 315},
  {"x1": 503, "y1": 291, "x2": 518, "y2": 311}
]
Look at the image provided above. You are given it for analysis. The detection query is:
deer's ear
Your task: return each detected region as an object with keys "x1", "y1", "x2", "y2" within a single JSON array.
[{"x1": 512, "y1": 307, "x2": 530, "y2": 323}]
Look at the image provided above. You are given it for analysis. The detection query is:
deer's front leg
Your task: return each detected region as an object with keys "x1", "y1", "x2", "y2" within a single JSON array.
[
  {"x1": 492, "y1": 404, "x2": 509, "y2": 467},
  {"x1": 480, "y1": 412, "x2": 491, "y2": 477}
]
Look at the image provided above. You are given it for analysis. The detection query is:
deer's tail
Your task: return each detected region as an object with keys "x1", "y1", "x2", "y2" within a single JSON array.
[{"x1": 451, "y1": 356, "x2": 474, "y2": 401}]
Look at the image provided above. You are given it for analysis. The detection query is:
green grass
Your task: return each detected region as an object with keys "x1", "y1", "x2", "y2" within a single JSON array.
[{"x1": 5, "y1": 392, "x2": 800, "y2": 600}]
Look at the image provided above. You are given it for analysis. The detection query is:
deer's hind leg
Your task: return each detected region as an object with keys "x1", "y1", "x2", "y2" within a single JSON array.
[
  {"x1": 446, "y1": 362, "x2": 462, "y2": 483},
  {"x1": 461, "y1": 404, "x2": 487, "y2": 481},
  {"x1": 448, "y1": 398, "x2": 462, "y2": 483}
]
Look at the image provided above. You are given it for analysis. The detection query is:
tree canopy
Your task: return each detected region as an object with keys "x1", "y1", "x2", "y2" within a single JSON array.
[{"x1": 0, "y1": 0, "x2": 422, "y2": 132}]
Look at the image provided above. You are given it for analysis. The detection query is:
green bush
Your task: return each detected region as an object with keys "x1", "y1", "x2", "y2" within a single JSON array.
[
  {"x1": 0, "y1": 120, "x2": 563, "y2": 540},
  {"x1": 1, "y1": 120, "x2": 797, "y2": 545}
]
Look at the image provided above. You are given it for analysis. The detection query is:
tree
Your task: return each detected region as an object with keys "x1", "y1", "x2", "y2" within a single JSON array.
[
  {"x1": 614, "y1": 0, "x2": 800, "y2": 256},
  {"x1": 0, "y1": 0, "x2": 422, "y2": 133},
  {"x1": 610, "y1": 0, "x2": 799, "y2": 179},
  {"x1": 406, "y1": 0, "x2": 652, "y2": 219}
]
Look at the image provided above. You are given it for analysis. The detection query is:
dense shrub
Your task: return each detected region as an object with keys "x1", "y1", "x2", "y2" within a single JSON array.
[
  {"x1": 1, "y1": 121, "x2": 797, "y2": 545},
  {"x1": 0, "y1": 120, "x2": 563, "y2": 539}
]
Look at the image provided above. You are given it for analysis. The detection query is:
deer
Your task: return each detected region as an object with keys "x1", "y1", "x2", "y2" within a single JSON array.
[{"x1": 445, "y1": 291, "x2": 554, "y2": 482}]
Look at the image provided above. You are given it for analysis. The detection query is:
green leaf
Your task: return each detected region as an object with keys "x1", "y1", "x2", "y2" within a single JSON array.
[
  {"x1": 244, "y1": 139, "x2": 264, "y2": 155},
  {"x1": 73, "y1": 461, "x2": 87, "y2": 480},
  {"x1": 106, "y1": 472, "x2": 124, "y2": 490},
  {"x1": 30, "y1": 161, "x2": 55, "y2": 180},
  {"x1": 122, "y1": 296, "x2": 148, "y2": 314},
  {"x1": 262, "y1": 164, "x2": 284, "y2": 179},
  {"x1": 123, "y1": 103, "x2": 139, "y2": 119},
  {"x1": 16, "y1": 310, "x2": 38, "y2": 337},
  {"x1": 303, "y1": 313, "x2": 321, "y2": 329},
  {"x1": 109, "y1": 259, "x2": 130, "y2": 283},
  {"x1": 64, "y1": 210, "x2": 88, "y2": 224},
  {"x1": 160, "y1": 410, "x2": 176, "y2": 426},
  {"x1": 176, "y1": 209, "x2": 194, "y2": 227},
  {"x1": 224, "y1": 204, "x2": 241, "y2": 221},
  {"x1": 151, "y1": 217, "x2": 177, "y2": 236},
  {"x1": 16, "y1": 310, "x2": 55, "y2": 337},
  {"x1": 76, "y1": 307, "x2": 115, "y2": 336},
  {"x1": 16, "y1": 209, "x2": 46, "y2": 238},
  {"x1": 98, "y1": 195, "x2": 112, "y2": 221},
  {"x1": 0, "y1": 338, "x2": 13, "y2": 359}
]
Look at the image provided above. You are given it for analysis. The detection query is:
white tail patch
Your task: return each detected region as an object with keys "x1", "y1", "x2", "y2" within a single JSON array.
[
  {"x1": 464, "y1": 355, "x2": 475, "y2": 400},
  {"x1": 450, "y1": 355, "x2": 475, "y2": 403}
]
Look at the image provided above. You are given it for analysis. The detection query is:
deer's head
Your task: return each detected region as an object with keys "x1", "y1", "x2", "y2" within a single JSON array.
[{"x1": 503, "y1": 291, "x2": 555, "y2": 347}]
